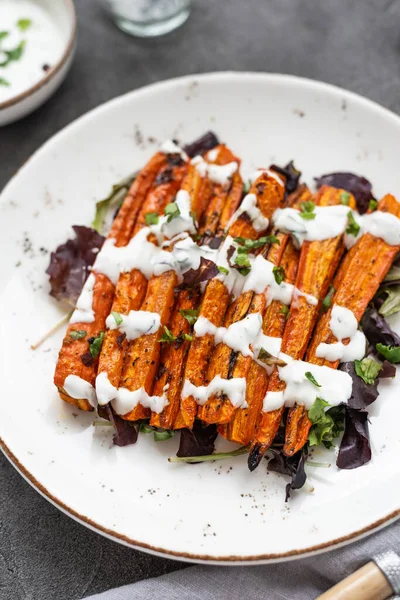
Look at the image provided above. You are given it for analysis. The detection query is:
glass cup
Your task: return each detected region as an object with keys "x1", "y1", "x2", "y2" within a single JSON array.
[{"x1": 101, "y1": 0, "x2": 191, "y2": 37}]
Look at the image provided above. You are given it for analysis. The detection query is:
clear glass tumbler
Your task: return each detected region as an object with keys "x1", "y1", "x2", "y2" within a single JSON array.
[{"x1": 102, "y1": 0, "x2": 191, "y2": 37}]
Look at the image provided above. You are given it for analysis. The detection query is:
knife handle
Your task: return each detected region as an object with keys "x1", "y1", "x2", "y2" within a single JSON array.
[{"x1": 316, "y1": 561, "x2": 393, "y2": 600}]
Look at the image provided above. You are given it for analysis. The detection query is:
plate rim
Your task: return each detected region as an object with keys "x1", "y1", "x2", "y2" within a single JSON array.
[{"x1": 1, "y1": 71, "x2": 400, "y2": 564}]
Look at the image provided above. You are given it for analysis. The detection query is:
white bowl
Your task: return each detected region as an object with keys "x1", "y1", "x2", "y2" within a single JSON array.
[{"x1": 0, "y1": 0, "x2": 76, "y2": 126}]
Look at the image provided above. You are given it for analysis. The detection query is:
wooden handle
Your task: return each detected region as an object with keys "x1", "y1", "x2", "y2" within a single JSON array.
[{"x1": 316, "y1": 561, "x2": 392, "y2": 600}]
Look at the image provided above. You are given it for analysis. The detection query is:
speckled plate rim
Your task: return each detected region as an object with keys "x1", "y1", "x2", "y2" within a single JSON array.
[
  {"x1": 1, "y1": 72, "x2": 399, "y2": 564},
  {"x1": 0, "y1": 0, "x2": 77, "y2": 111}
]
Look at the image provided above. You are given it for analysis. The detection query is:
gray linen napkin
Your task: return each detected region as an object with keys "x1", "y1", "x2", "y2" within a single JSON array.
[{"x1": 86, "y1": 519, "x2": 400, "y2": 599}]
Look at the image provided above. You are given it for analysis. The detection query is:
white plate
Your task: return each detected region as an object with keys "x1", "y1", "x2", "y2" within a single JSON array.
[{"x1": 0, "y1": 73, "x2": 399, "y2": 564}]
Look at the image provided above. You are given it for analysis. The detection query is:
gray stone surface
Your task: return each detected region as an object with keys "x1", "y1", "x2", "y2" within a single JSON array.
[{"x1": 1, "y1": 0, "x2": 400, "y2": 598}]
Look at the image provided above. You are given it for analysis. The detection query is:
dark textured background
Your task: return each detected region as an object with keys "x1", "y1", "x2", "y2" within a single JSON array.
[{"x1": 1, "y1": 0, "x2": 400, "y2": 598}]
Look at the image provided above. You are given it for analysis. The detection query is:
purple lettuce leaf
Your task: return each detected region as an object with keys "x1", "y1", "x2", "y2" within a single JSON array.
[
  {"x1": 177, "y1": 420, "x2": 218, "y2": 459},
  {"x1": 338, "y1": 362, "x2": 379, "y2": 409},
  {"x1": 270, "y1": 161, "x2": 301, "y2": 195},
  {"x1": 97, "y1": 405, "x2": 138, "y2": 447},
  {"x1": 336, "y1": 408, "x2": 371, "y2": 470},
  {"x1": 267, "y1": 448, "x2": 307, "y2": 501},
  {"x1": 183, "y1": 131, "x2": 220, "y2": 158},
  {"x1": 176, "y1": 256, "x2": 219, "y2": 290},
  {"x1": 314, "y1": 171, "x2": 374, "y2": 214},
  {"x1": 46, "y1": 226, "x2": 105, "y2": 305},
  {"x1": 360, "y1": 306, "x2": 400, "y2": 349}
]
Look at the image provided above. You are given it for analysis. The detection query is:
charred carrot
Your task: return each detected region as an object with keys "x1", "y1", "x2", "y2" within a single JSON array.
[
  {"x1": 284, "y1": 193, "x2": 400, "y2": 456},
  {"x1": 248, "y1": 186, "x2": 357, "y2": 469},
  {"x1": 178, "y1": 172, "x2": 284, "y2": 429},
  {"x1": 54, "y1": 151, "x2": 170, "y2": 410}
]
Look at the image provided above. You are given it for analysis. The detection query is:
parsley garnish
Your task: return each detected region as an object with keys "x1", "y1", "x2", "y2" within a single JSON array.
[
  {"x1": 183, "y1": 333, "x2": 193, "y2": 341},
  {"x1": 340, "y1": 191, "x2": 351, "y2": 205},
  {"x1": 0, "y1": 77, "x2": 10, "y2": 86},
  {"x1": 17, "y1": 19, "x2": 32, "y2": 32},
  {"x1": 300, "y1": 200, "x2": 316, "y2": 220},
  {"x1": 70, "y1": 330, "x2": 87, "y2": 340},
  {"x1": 280, "y1": 305, "x2": 290, "y2": 318},
  {"x1": 233, "y1": 235, "x2": 279, "y2": 250},
  {"x1": 158, "y1": 326, "x2": 177, "y2": 344},
  {"x1": 145, "y1": 212, "x2": 159, "y2": 225},
  {"x1": 217, "y1": 265, "x2": 229, "y2": 275},
  {"x1": 89, "y1": 331, "x2": 104, "y2": 358},
  {"x1": 346, "y1": 211, "x2": 360, "y2": 237},
  {"x1": 369, "y1": 199, "x2": 378, "y2": 211},
  {"x1": 272, "y1": 265, "x2": 285, "y2": 285},
  {"x1": 322, "y1": 285, "x2": 335, "y2": 311},
  {"x1": 305, "y1": 371, "x2": 321, "y2": 387},
  {"x1": 0, "y1": 40, "x2": 26, "y2": 67},
  {"x1": 179, "y1": 309, "x2": 199, "y2": 325},
  {"x1": 111, "y1": 311, "x2": 123, "y2": 326},
  {"x1": 0, "y1": 31, "x2": 9, "y2": 41},
  {"x1": 354, "y1": 357, "x2": 382, "y2": 385},
  {"x1": 376, "y1": 343, "x2": 400, "y2": 364},
  {"x1": 234, "y1": 253, "x2": 251, "y2": 276},
  {"x1": 257, "y1": 348, "x2": 287, "y2": 367},
  {"x1": 164, "y1": 202, "x2": 180, "y2": 222}
]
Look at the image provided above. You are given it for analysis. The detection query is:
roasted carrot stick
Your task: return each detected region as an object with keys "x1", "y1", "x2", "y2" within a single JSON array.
[
  {"x1": 284, "y1": 193, "x2": 400, "y2": 456},
  {"x1": 150, "y1": 288, "x2": 200, "y2": 429},
  {"x1": 248, "y1": 186, "x2": 357, "y2": 469},
  {"x1": 178, "y1": 172, "x2": 284, "y2": 429},
  {"x1": 54, "y1": 151, "x2": 170, "y2": 410}
]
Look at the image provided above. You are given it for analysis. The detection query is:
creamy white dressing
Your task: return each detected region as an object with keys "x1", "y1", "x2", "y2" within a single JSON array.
[
  {"x1": 70, "y1": 273, "x2": 96, "y2": 324},
  {"x1": 316, "y1": 305, "x2": 366, "y2": 362},
  {"x1": 0, "y1": 1, "x2": 66, "y2": 102},
  {"x1": 272, "y1": 205, "x2": 351, "y2": 246},
  {"x1": 225, "y1": 193, "x2": 270, "y2": 232},
  {"x1": 191, "y1": 155, "x2": 238, "y2": 187},
  {"x1": 345, "y1": 211, "x2": 400, "y2": 249},
  {"x1": 181, "y1": 375, "x2": 248, "y2": 408},
  {"x1": 149, "y1": 189, "x2": 196, "y2": 242},
  {"x1": 105, "y1": 310, "x2": 161, "y2": 340},
  {"x1": 95, "y1": 372, "x2": 169, "y2": 413},
  {"x1": 207, "y1": 147, "x2": 220, "y2": 162},
  {"x1": 64, "y1": 375, "x2": 97, "y2": 407},
  {"x1": 160, "y1": 139, "x2": 188, "y2": 162},
  {"x1": 242, "y1": 254, "x2": 294, "y2": 305},
  {"x1": 262, "y1": 359, "x2": 353, "y2": 412},
  {"x1": 292, "y1": 287, "x2": 318, "y2": 306}
]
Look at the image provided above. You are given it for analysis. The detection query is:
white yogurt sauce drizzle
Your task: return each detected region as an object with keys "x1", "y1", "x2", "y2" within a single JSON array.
[
  {"x1": 105, "y1": 310, "x2": 161, "y2": 340},
  {"x1": 207, "y1": 147, "x2": 220, "y2": 162},
  {"x1": 160, "y1": 139, "x2": 188, "y2": 162},
  {"x1": 262, "y1": 359, "x2": 353, "y2": 412},
  {"x1": 345, "y1": 211, "x2": 400, "y2": 249},
  {"x1": 70, "y1": 273, "x2": 96, "y2": 324},
  {"x1": 96, "y1": 372, "x2": 169, "y2": 414},
  {"x1": 181, "y1": 375, "x2": 248, "y2": 408},
  {"x1": 225, "y1": 193, "x2": 270, "y2": 232},
  {"x1": 191, "y1": 155, "x2": 238, "y2": 187},
  {"x1": 316, "y1": 305, "x2": 366, "y2": 362},
  {"x1": 64, "y1": 375, "x2": 97, "y2": 407},
  {"x1": 149, "y1": 190, "x2": 196, "y2": 242},
  {"x1": 292, "y1": 287, "x2": 318, "y2": 306}
]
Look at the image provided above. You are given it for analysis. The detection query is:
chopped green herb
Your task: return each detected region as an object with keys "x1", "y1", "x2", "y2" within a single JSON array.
[
  {"x1": 89, "y1": 331, "x2": 104, "y2": 358},
  {"x1": 280, "y1": 305, "x2": 290, "y2": 318},
  {"x1": 169, "y1": 445, "x2": 249, "y2": 463},
  {"x1": 376, "y1": 343, "x2": 400, "y2": 364},
  {"x1": 158, "y1": 326, "x2": 177, "y2": 344},
  {"x1": 70, "y1": 330, "x2": 87, "y2": 340},
  {"x1": 272, "y1": 265, "x2": 285, "y2": 285},
  {"x1": 154, "y1": 429, "x2": 174, "y2": 442},
  {"x1": 346, "y1": 211, "x2": 360, "y2": 237},
  {"x1": 17, "y1": 19, "x2": 32, "y2": 32},
  {"x1": 340, "y1": 191, "x2": 351, "y2": 205},
  {"x1": 0, "y1": 40, "x2": 26, "y2": 67},
  {"x1": 238, "y1": 267, "x2": 251, "y2": 276},
  {"x1": 183, "y1": 333, "x2": 193, "y2": 341},
  {"x1": 300, "y1": 200, "x2": 316, "y2": 220},
  {"x1": 368, "y1": 199, "x2": 378, "y2": 211},
  {"x1": 354, "y1": 357, "x2": 382, "y2": 385},
  {"x1": 233, "y1": 235, "x2": 279, "y2": 250},
  {"x1": 308, "y1": 398, "x2": 345, "y2": 448},
  {"x1": 0, "y1": 77, "x2": 10, "y2": 86},
  {"x1": 257, "y1": 348, "x2": 287, "y2": 367},
  {"x1": 217, "y1": 265, "x2": 229, "y2": 275},
  {"x1": 164, "y1": 202, "x2": 180, "y2": 222},
  {"x1": 145, "y1": 212, "x2": 159, "y2": 225},
  {"x1": 322, "y1": 285, "x2": 335, "y2": 312},
  {"x1": 0, "y1": 31, "x2": 9, "y2": 41},
  {"x1": 234, "y1": 253, "x2": 251, "y2": 270},
  {"x1": 111, "y1": 311, "x2": 123, "y2": 326},
  {"x1": 139, "y1": 423, "x2": 154, "y2": 434},
  {"x1": 305, "y1": 371, "x2": 321, "y2": 387},
  {"x1": 179, "y1": 309, "x2": 199, "y2": 325}
]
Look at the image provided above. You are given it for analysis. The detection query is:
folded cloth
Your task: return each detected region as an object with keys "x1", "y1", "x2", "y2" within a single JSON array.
[{"x1": 86, "y1": 519, "x2": 400, "y2": 600}]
